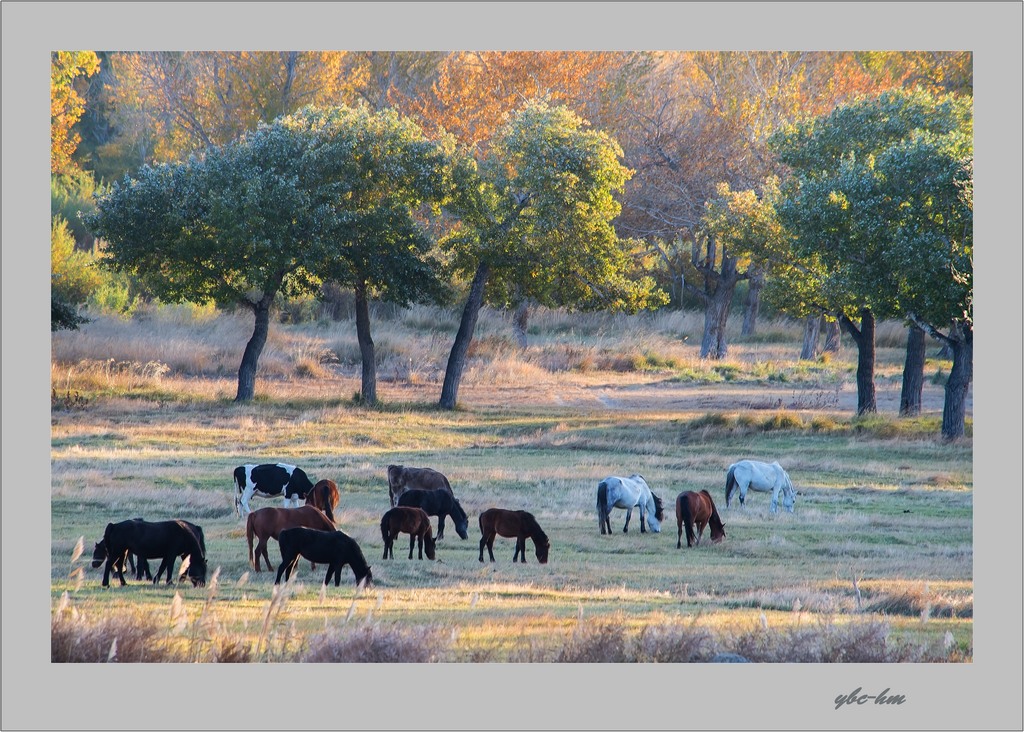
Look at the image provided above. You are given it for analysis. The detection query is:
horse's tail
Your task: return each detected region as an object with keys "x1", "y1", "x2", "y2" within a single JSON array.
[
  {"x1": 319, "y1": 484, "x2": 336, "y2": 523},
  {"x1": 680, "y1": 497, "x2": 696, "y2": 547},
  {"x1": 380, "y1": 512, "x2": 390, "y2": 545},
  {"x1": 596, "y1": 481, "x2": 608, "y2": 527},
  {"x1": 245, "y1": 513, "x2": 256, "y2": 569},
  {"x1": 725, "y1": 465, "x2": 737, "y2": 506}
]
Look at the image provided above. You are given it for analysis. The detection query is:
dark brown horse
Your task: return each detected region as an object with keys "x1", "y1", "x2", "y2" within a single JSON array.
[
  {"x1": 380, "y1": 506, "x2": 436, "y2": 560},
  {"x1": 675, "y1": 490, "x2": 726, "y2": 548},
  {"x1": 478, "y1": 508, "x2": 550, "y2": 564},
  {"x1": 305, "y1": 479, "x2": 340, "y2": 522},
  {"x1": 246, "y1": 505, "x2": 336, "y2": 571}
]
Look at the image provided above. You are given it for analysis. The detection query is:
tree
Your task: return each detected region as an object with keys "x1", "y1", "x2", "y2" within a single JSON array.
[
  {"x1": 772, "y1": 89, "x2": 973, "y2": 422},
  {"x1": 51, "y1": 216, "x2": 100, "y2": 331},
  {"x1": 875, "y1": 139, "x2": 973, "y2": 437},
  {"x1": 438, "y1": 101, "x2": 665, "y2": 409},
  {"x1": 292, "y1": 105, "x2": 456, "y2": 405},
  {"x1": 51, "y1": 51, "x2": 100, "y2": 174},
  {"x1": 103, "y1": 52, "x2": 353, "y2": 165},
  {"x1": 88, "y1": 120, "x2": 324, "y2": 401}
]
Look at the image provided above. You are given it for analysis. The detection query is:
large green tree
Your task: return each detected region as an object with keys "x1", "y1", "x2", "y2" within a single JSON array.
[
  {"x1": 289, "y1": 105, "x2": 456, "y2": 404},
  {"x1": 438, "y1": 101, "x2": 665, "y2": 409},
  {"x1": 772, "y1": 89, "x2": 972, "y2": 424}
]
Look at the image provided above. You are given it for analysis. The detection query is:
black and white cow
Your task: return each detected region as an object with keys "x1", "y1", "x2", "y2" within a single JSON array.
[{"x1": 233, "y1": 463, "x2": 315, "y2": 517}]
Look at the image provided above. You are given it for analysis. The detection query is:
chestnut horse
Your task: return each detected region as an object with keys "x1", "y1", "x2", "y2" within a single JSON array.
[
  {"x1": 246, "y1": 505, "x2": 336, "y2": 571},
  {"x1": 675, "y1": 490, "x2": 726, "y2": 548},
  {"x1": 305, "y1": 479, "x2": 340, "y2": 522},
  {"x1": 380, "y1": 506, "x2": 436, "y2": 560},
  {"x1": 478, "y1": 508, "x2": 550, "y2": 564}
]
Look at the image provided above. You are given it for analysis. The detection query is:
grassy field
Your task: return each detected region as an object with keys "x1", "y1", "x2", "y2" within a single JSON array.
[{"x1": 50, "y1": 304, "x2": 973, "y2": 662}]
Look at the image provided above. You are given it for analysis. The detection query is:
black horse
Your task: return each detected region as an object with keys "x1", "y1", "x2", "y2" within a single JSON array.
[
  {"x1": 99, "y1": 519, "x2": 207, "y2": 588},
  {"x1": 397, "y1": 488, "x2": 469, "y2": 540},
  {"x1": 92, "y1": 517, "x2": 207, "y2": 581},
  {"x1": 274, "y1": 527, "x2": 373, "y2": 587}
]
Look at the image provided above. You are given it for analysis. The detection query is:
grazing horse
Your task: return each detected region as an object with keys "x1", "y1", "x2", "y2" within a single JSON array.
[
  {"x1": 233, "y1": 463, "x2": 315, "y2": 517},
  {"x1": 596, "y1": 474, "x2": 664, "y2": 534},
  {"x1": 725, "y1": 460, "x2": 796, "y2": 513},
  {"x1": 396, "y1": 488, "x2": 469, "y2": 541},
  {"x1": 99, "y1": 519, "x2": 207, "y2": 588},
  {"x1": 304, "y1": 479, "x2": 340, "y2": 522},
  {"x1": 386, "y1": 464, "x2": 454, "y2": 508},
  {"x1": 91, "y1": 516, "x2": 148, "y2": 580},
  {"x1": 380, "y1": 506, "x2": 436, "y2": 560},
  {"x1": 246, "y1": 505, "x2": 336, "y2": 572},
  {"x1": 478, "y1": 508, "x2": 550, "y2": 564},
  {"x1": 675, "y1": 490, "x2": 726, "y2": 548},
  {"x1": 91, "y1": 518, "x2": 206, "y2": 581},
  {"x1": 274, "y1": 527, "x2": 373, "y2": 587}
]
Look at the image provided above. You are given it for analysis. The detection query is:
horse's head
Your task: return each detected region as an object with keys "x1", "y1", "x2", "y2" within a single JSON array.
[
  {"x1": 782, "y1": 473, "x2": 796, "y2": 513},
  {"x1": 535, "y1": 536, "x2": 551, "y2": 564},
  {"x1": 186, "y1": 555, "x2": 208, "y2": 587},
  {"x1": 453, "y1": 499, "x2": 470, "y2": 540},
  {"x1": 424, "y1": 535, "x2": 437, "y2": 560},
  {"x1": 357, "y1": 567, "x2": 373, "y2": 588},
  {"x1": 91, "y1": 541, "x2": 107, "y2": 568}
]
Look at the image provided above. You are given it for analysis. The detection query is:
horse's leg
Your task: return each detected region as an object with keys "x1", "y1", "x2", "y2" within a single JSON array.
[
  {"x1": 478, "y1": 533, "x2": 487, "y2": 562},
  {"x1": 677, "y1": 519, "x2": 683, "y2": 549},
  {"x1": 487, "y1": 533, "x2": 496, "y2": 562},
  {"x1": 102, "y1": 557, "x2": 114, "y2": 588},
  {"x1": 622, "y1": 507, "x2": 632, "y2": 533},
  {"x1": 770, "y1": 485, "x2": 780, "y2": 514},
  {"x1": 409, "y1": 533, "x2": 417, "y2": 560},
  {"x1": 639, "y1": 507, "x2": 647, "y2": 534},
  {"x1": 518, "y1": 537, "x2": 528, "y2": 563},
  {"x1": 436, "y1": 514, "x2": 446, "y2": 541}
]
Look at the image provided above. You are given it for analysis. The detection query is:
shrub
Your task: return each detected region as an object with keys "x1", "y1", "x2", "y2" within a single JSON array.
[
  {"x1": 761, "y1": 412, "x2": 804, "y2": 431},
  {"x1": 302, "y1": 624, "x2": 451, "y2": 662}
]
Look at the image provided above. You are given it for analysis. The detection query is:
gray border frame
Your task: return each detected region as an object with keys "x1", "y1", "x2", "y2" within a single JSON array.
[{"x1": 4, "y1": 2, "x2": 1021, "y2": 730}]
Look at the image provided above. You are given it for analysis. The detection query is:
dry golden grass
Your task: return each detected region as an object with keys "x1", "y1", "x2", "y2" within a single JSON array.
[{"x1": 50, "y1": 303, "x2": 972, "y2": 662}]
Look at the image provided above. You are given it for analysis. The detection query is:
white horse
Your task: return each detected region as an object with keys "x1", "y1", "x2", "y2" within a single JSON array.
[
  {"x1": 724, "y1": 460, "x2": 796, "y2": 513},
  {"x1": 596, "y1": 474, "x2": 664, "y2": 534}
]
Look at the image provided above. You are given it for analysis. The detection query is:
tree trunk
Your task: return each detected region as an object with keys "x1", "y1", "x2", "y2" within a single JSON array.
[
  {"x1": 799, "y1": 315, "x2": 821, "y2": 360},
  {"x1": 823, "y1": 317, "x2": 841, "y2": 353},
  {"x1": 512, "y1": 300, "x2": 530, "y2": 349},
  {"x1": 741, "y1": 268, "x2": 764, "y2": 336},
  {"x1": 941, "y1": 325, "x2": 973, "y2": 440},
  {"x1": 439, "y1": 263, "x2": 491, "y2": 409},
  {"x1": 698, "y1": 251, "x2": 740, "y2": 359},
  {"x1": 700, "y1": 289, "x2": 734, "y2": 359},
  {"x1": 354, "y1": 281, "x2": 376, "y2": 405},
  {"x1": 235, "y1": 295, "x2": 274, "y2": 402},
  {"x1": 840, "y1": 308, "x2": 877, "y2": 415},
  {"x1": 899, "y1": 323, "x2": 926, "y2": 417}
]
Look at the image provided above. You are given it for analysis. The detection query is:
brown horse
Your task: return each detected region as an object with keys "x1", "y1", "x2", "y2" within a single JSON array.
[
  {"x1": 675, "y1": 490, "x2": 726, "y2": 549},
  {"x1": 380, "y1": 506, "x2": 436, "y2": 560},
  {"x1": 305, "y1": 479, "x2": 340, "y2": 522},
  {"x1": 478, "y1": 508, "x2": 550, "y2": 564},
  {"x1": 246, "y1": 505, "x2": 336, "y2": 571}
]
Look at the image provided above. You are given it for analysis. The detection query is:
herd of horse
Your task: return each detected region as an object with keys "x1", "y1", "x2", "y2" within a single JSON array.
[{"x1": 90, "y1": 459, "x2": 797, "y2": 590}]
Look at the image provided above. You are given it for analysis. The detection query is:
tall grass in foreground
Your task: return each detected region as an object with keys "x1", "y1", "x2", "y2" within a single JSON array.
[{"x1": 51, "y1": 595, "x2": 965, "y2": 663}]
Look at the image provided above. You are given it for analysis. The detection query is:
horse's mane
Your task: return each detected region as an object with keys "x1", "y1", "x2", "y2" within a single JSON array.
[
  {"x1": 651, "y1": 492, "x2": 665, "y2": 522},
  {"x1": 523, "y1": 512, "x2": 549, "y2": 544},
  {"x1": 451, "y1": 497, "x2": 467, "y2": 521}
]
